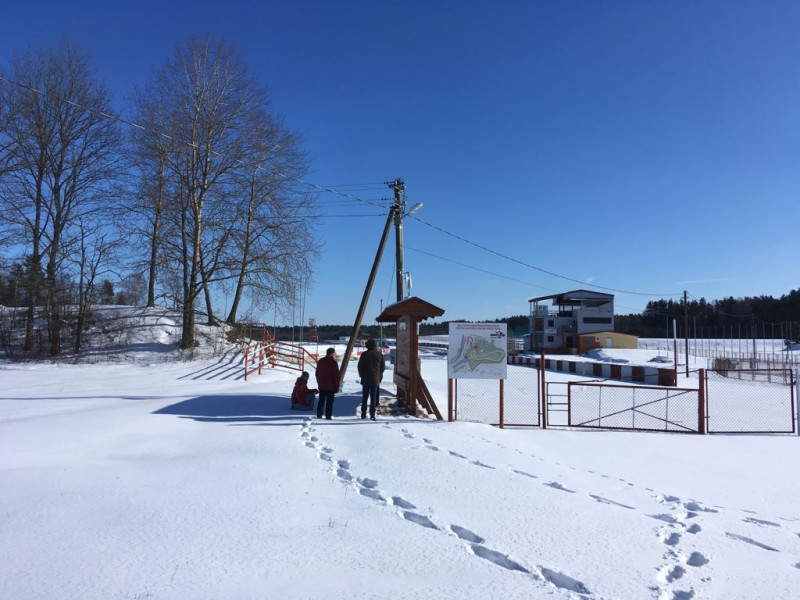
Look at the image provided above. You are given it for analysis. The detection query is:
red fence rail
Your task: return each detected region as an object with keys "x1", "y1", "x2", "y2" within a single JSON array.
[{"x1": 243, "y1": 327, "x2": 319, "y2": 380}]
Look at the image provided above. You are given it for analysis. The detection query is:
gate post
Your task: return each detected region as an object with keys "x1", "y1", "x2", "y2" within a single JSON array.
[
  {"x1": 698, "y1": 368, "x2": 706, "y2": 434},
  {"x1": 540, "y1": 351, "x2": 547, "y2": 429},
  {"x1": 448, "y1": 378, "x2": 454, "y2": 422},
  {"x1": 795, "y1": 369, "x2": 799, "y2": 436},
  {"x1": 499, "y1": 379, "x2": 505, "y2": 429}
]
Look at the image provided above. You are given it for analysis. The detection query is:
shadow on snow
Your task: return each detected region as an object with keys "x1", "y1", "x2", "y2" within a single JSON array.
[{"x1": 153, "y1": 392, "x2": 363, "y2": 425}]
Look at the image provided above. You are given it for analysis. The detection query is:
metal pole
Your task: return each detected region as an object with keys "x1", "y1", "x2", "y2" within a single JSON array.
[
  {"x1": 684, "y1": 291, "x2": 689, "y2": 376},
  {"x1": 448, "y1": 378, "x2": 454, "y2": 421},
  {"x1": 339, "y1": 207, "x2": 396, "y2": 388},
  {"x1": 540, "y1": 351, "x2": 547, "y2": 429},
  {"x1": 698, "y1": 368, "x2": 706, "y2": 434},
  {"x1": 499, "y1": 378, "x2": 505, "y2": 429}
]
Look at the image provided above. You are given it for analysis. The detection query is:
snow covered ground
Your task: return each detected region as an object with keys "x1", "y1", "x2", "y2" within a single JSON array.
[{"x1": 2, "y1": 308, "x2": 800, "y2": 599}]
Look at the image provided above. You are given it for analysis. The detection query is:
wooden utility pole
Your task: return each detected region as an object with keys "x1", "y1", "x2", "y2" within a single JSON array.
[
  {"x1": 339, "y1": 206, "x2": 397, "y2": 388},
  {"x1": 388, "y1": 178, "x2": 406, "y2": 302}
]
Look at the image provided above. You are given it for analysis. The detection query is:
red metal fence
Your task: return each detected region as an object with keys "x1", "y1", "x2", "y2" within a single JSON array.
[
  {"x1": 704, "y1": 369, "x2": 796, "y2": 434},
  {"x1": 449, "y1": 364, "x2": 541, "y2": 427},
  {"x1": 449, "y1": 362, "x2": 797, "y2": 435},
  {"x1": 243, "y1": 328, "x2": 319, "y2": 380}
]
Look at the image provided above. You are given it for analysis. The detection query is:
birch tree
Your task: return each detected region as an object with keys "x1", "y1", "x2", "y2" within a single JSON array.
[{"x1": 131, "y1": 35, "x2": 314, "y2": 347}]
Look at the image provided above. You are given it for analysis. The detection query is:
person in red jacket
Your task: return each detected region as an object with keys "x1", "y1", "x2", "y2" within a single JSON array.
[
  {"x1": 291, "y1": 372, "x2": 317, "y2": 410},
  {"x1": 315, "y1": 347, "x2": 340, "y2": 420}
]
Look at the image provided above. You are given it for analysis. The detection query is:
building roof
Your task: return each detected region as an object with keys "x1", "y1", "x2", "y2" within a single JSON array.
[{"x1": 528, "y1": 289, "x2": 614, "y2": 303}]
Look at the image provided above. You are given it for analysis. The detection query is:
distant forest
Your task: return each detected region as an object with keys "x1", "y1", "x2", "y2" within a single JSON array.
[
  {"x1": 615, "y1": 289, "x2": 800, "y2": 340},
  {"x1": 271, "y1": 290, "x2": 800, "y2": 343}
]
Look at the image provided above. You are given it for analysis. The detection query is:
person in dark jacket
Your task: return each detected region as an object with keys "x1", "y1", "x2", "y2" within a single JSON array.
[
  {"x1": 357, "y1": 338, "x2": 385, "y2": 420},
  {"x1": 291, "y1": 371, "x2": 317, "y2": 410},
  {"x1": 315, "y1": 347, "x2": 340, "y2": 420}
]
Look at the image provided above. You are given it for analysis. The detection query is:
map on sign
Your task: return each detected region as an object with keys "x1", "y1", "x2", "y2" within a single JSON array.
[{"x1": 447, "y1": 323, "x2": 508, "y2": 379}]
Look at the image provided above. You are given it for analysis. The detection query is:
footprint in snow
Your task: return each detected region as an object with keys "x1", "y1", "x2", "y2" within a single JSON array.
[
  {"x1": 402, "y1": 511, "x2": 438, "y2": 530},
  {"x1": 658, "y1": 564, "x2": 685, "y2": 583},
  {"x1": 470, "y1": 460, "x2": 495, "y2": 469},
  {"x1": 657, "y1": 493, "x2": 681, "y2": 504},
  {"x1": 358, "y1": 485, "x2": 384, "y2": 502},
  {"x1": 649, "y1": 513, "x2": 678, "y2": 524},
  {"x1": 449, "y1": 451, "x2": 467, "y2": 459},
  {"x1": 513, "y1": 469, "x2": 538, "y2": 479},
  {"x1": 589, "y1": 494, "x2": 634, "y2": 509},
  {"x1": 538, "y1": 566, "x2": 592, "y2": 595},
  {"x1": 449, "y1": 525, "x2": 485, "y2": 544},
  {"x1": 684, "y1": 552, "x2": 710, "y2": 567},
  {"x1": 658, "y1": 529, "x2": 681, "y2": 547},
  {"x1": 425, "y1": 445, "x2": 440, "y2": 452},
  {"x1": 725, "y1": 533, "x2": 779, "y2": 552},
  {"x1": 469, "y1": 545, "x2": 528, "y2": 574},
  {"x1": 358, "y1": 477, "x2": 378, "y2": 489},
  {"x1": 743, "y1": 517, "x2": 780, "y2": 528},
  {"x1": 683, "y1": 501, "x2": 718, "y2": 513},
  {"x1": 544, "y1": 481, "x2": 575, "y2": 493},
  {"x1": 390, "y1": 496, "x2": 416, "y2": 510}
]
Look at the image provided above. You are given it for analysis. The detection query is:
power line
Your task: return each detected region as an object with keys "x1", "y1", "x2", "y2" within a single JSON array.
[
  {"x1": 1, "y1": 73, "x2": 681, "y2": 300},
  {"x1": 406, "y1": 212, "x2": 680, "y2": 297}
]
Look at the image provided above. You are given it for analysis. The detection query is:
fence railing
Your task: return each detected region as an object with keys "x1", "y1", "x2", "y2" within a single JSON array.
[
  {"x1": 243, "y1": 336, "x2": 319, "y2": 380},
  {"x1": 704, "y1": 369, "x2": 796, "y2": 434},
  {"x1": 639, "y1": 340, "x2": 800, "y2": 369},
  {"x1": 451, "y1": 359, "x2": 797, "y2": 435}
]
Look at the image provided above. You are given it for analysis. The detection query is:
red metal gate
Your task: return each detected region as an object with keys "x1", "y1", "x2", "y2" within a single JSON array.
[{"x1": 567, "y1": 381, "x2": 702, "y2": 433}]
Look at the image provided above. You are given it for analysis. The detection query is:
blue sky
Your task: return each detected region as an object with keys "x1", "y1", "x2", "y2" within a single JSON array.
[{"x1": 5, "y1": 0, "x2": 800, "y2": 326}]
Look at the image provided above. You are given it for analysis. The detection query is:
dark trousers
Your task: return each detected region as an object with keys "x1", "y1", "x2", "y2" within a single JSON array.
[
  {"x1": 361, "y1": 385, "x2": 379, "y2": 418},
  {"x1": 317, "y1": 390, "x2": 335, "y2": 419}
]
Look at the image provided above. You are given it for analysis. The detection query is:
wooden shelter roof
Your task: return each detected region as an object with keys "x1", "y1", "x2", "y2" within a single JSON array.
[{"x1": 375, "y1": 296, "x2": 445, "y2": 322}]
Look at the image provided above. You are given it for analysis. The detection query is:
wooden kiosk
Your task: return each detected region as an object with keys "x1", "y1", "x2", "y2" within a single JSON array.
[{"x1": 376, "y1": 297, "x2": 445, "y2": 420}]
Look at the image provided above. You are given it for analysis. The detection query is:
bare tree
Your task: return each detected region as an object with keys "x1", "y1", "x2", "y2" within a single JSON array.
[
  {"x1": 0, "y1": 41, "x2": 121, "y2": 355},
  {"x1": 224, "y1": 148, "x2": 316, "y2": 324},
  {"x1": 131, "y1": 35, "x2": 315, "y2": 348},
  {"x1": 71, "y1": 221, "x2": 119, "y2": 353}
]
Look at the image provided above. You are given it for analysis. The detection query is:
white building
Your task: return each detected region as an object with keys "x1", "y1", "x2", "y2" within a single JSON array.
[{"x1": 525, "y1": 289, "x2": 615, "y2": 353}]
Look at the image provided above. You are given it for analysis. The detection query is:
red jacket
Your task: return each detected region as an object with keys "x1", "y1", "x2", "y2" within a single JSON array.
[
  {"x1": 291, "y1": 377, "x2": 316, "y2": 406},
  {"x1": 315, "y1": 355, "x2": 340, "y2": 391}
]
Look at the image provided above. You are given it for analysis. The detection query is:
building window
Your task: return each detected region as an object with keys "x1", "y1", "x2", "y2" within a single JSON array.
[
  {"x1": 583, "y1": 317, "x2": 612, "y2": 324},
  {"x1": 547, "y1": 336, "x2": 554, "y2": 342},
  {"x1": 547, "y1": 320, "x2": 554, "y2": 327}
]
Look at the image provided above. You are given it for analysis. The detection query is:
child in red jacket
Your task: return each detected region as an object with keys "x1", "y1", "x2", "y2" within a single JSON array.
[{"x1": 291, "y1": 372, "x2": 317, "y2": 410}]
